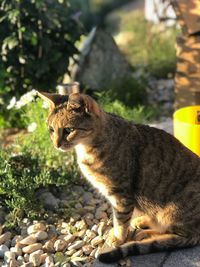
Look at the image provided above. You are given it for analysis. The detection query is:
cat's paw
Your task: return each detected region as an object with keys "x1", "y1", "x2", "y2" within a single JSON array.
[
  {"x1": 131, "y1": 215, "x2": 150, "y2": 229},
  {"x1": 106, "y1": 229, "x2": 124, "y2": 248}
]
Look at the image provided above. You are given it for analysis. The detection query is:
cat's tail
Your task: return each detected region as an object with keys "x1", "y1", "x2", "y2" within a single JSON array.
[{"x1": 98, "y1": 234, "x2": 199, "y2": 263}]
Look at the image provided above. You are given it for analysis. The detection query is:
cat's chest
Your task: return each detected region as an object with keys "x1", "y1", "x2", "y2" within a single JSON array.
[{"x1": 75, "y1": 144, "x2": 112, "y2": 199}]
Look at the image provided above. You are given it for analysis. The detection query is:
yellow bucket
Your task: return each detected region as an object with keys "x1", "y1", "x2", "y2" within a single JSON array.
[{"x1": 173, "y1": 106, "x2": 200, "y2": 156}]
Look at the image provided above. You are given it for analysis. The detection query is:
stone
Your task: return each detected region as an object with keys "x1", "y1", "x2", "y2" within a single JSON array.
[
  {"x1": 43, "y1": 240, "x2": 55, "y2": 253},
  {"x1": 68, "y1": 240, "x2": 85, "y2": 250},
  {"x1": 0, "y1": 232, "x2": 12, "y2": 245},
  {"x1": 0, "y1": 244, "x2": 9, "y2": 258},
  {"x1": 97, "y1": 222, "x2": 106, "y2": 236},
  {"x1": 54, "y1": 239, "x2": 67, "y2": 252},
  {"x1": 65, "y1": 249, "x2": 76, "y2": 256},
  {"x1": 19, "y1": 236, "x2": 36, "y2": 245},
  {"x1": 72, "y1": 28, "x2": 132, "y2": 91},
  {"x1": 22, "y1": 243, "x2": 43, "y2": 254},
  {"x1": 11, "y1": 236, "x2": 23, "y2": 247},
  {"x1": 29, "y1": 250, "x2": 43, "y2": 267},
  {"x1": 21, "y1": 263, "x2": 34, "y2": 267},
  {"x1": 72, "y1": 249, "x2": 83, "y2": 257},
  {"x1": 45, "y1": 255, "x2": 54, "y2": 266},
  {"x1": 81, "y1": 192, "x2": 94, "y2": 204},
  {"x1": 4, "y1": 251, "x2": 16, "y2": 262},
  {"x1": 34, "y1": 231, "x2": 48, "y2": 241},
  {"x1": 95, "y1": 210, "x2": 108, "y2": 220},
  {"x1": 91, "y1": 236, "x2": 104, "y2": 247},
  {"x1": 40, "y1": 253, "x2": 48, "y2": 264},
  {"x1": 10, "y1": 247, "x2": 22, "y2": 256},
  {"x1": 9, "y1": 259, "x2": 19, "y2": 267},
  {"x1": 82, "y1": 245, "x2": 93, "y2": 255},
  {"x1": 37, "y1": 191, "x2": 60, "y2": 211},
  {"x1": 47, "y1": 225, "x2": 57, "y2": 239},
  {"x1": 27, "y1": 223, "x2": 46, "y2": 235},
  {"x1": 86, "y1": 230, "x2": 96, "y2": 240}
]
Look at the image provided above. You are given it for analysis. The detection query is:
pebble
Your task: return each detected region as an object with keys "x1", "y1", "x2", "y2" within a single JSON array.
[
  {"x1": 27, "y1": 223, "x2": 46, "y2": 235},
  {"x1": 68, "y1": 240, "x2": 85, "y2": 250},
  {"x1": 12, "y1": 236, "x2": 23, "y2": 247},
  {"x1": 72, "y1": 249, "x2": 83, "y2": 257},
  {"x1": 0, "y1": 225, "x2": 3, "y2": 235},
  {"x1": 0, "y1": 244, "x2": 9, "y2": 258},
  {"x1": 34, "y1": 231, "x2": 48, "y2": 241},
  {"x1": 85, "y1": 230, "x2": 96, "y2": 239},
  {"x1": 45, "y1": 255, "x2": 54, "y2": 266},
  {"x1": 82, "y1": 245, "x2": 93, "y2": 255},
  {"x1": 65, "y1": 249, "x2": 76, "y2": 256},
  {"x1": 29, "y1": 250, "x2": 43, "y2": 266},
  {"x1": 22, "y1": 243, "x2": 43, "y2": 254},
  {"x1": 10, "y1": 247, "x2": 22, "y2": 256},
  {"x1": 54, "y1": 239, "x2": 67, "y2": 252},
  {"x1": 97, "y1": 221, "x2": 106, "y2": 236},
  {"x1": 43, "y1": 240, "x2": 55, "y2": 253},
  {"x1": 4, "y1": 251, "x2": 16, "y2": 262},
  {"x1": 63, "y1": 234, "x2": 76, "y2": 244},
  {"x1": 19, "y1": 236, "x2": 37, "y2": 245},
  {"x1": 95, "y1": 210, "x2": 107, "y2": 220},
  {"x1": 0, "y1": 232, "x2": 12, "y2": 245},
  {"x1": 91, "y1": 236, "x2": 104, "y2": 247}
]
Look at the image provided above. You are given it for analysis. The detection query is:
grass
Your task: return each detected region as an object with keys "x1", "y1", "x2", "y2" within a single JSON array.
[{"x1": 106, "y1": 10, "x2": 177, "y2": 78}]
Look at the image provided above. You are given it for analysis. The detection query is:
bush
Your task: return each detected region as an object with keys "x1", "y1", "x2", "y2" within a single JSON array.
[
  {"x1": 0, "y1": 97, "x2": 79, "y2": 222},
  {"x1": 106, "y1": 10, "x2": 177, "y2": 78},
  {"x1": 0, "y1": 0, "x2": 83, "y2": 100}
]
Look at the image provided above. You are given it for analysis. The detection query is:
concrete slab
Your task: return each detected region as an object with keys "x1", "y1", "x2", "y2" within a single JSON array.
[{"x1": 93, "y1": 246, "x2": 200, "y2": 267}]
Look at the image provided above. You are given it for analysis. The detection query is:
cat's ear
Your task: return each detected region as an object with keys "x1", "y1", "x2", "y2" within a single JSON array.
[
  {"x1": 67, "y1": 93, "x2": 101, "y2": 117},
  {"x1": 37, "y1": 92, "x2": 68, "y2": 109}
]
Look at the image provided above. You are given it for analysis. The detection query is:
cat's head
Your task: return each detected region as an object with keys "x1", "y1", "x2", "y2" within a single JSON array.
[{"x1": 37, "y1": 92, "x2": 103, "y2": 151}]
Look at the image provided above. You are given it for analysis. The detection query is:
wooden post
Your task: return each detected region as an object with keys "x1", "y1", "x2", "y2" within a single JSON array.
[{"x1": 171, "y1": 0, "x2": 200, "y2": 108}]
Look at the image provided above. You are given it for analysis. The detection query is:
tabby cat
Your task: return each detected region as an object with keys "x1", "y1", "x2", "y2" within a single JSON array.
[{"x1": 38, "y1": 92, "x2": 200, "y2": 263}]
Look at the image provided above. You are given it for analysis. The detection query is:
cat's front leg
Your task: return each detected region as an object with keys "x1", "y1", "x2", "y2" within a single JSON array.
[{"x1": 106, "y1": 204, "x2": 134, "y2": 247}]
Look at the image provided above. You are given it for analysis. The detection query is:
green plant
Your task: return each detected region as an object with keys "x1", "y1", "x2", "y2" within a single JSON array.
[
  {"x1": 97, "y1": 91, "x2": 155, "y2": 123},
  {"x1": 0, "y1": 0, "x2": 83, "y2": 99},
  {"x1": 0, "y1": 98, "x2": 79, "y2": 222},
  {"x1": 106, "y1": 10, "x2": 177, "y2": 78}
]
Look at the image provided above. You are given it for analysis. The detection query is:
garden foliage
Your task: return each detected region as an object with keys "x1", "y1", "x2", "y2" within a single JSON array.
[{"x1": 0, "y1": 0, "x2": 83, "y2": 99}]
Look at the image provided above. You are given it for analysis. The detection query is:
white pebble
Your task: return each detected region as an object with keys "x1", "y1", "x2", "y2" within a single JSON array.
[
  {"x1": 0, "y1": 244, "x2": 9, "y2": 258},
  {"x1": 68, "y1": 240, "x2": 85, "y2": 250},
  {"x1": 29, "y1": 250, "x2": 43, "y2": 266},
  {"x1": 27, "y1": 223, "x2": 46, "y2": 235},
  {"x1": 22, "y1": 243, "x2": 43, "y2": 254},
  {"x1": 54, "y1": 239, "x2": 67, "y2": 252},
  {"x1": 91, "y1": 236, "x2": 103, "y2": 247},
  {"x1": 10, "y1": 247, "x2": 22, "y2": 256},
  {"x1": 19, "y1": 235, "x2": 36, "y2": 245},
  {"x1": 4, "y1": 251, "x2": 16, "y2": 262},
  {"x1": 34, "y1": 231, "x2": 48, "y2": 241}
]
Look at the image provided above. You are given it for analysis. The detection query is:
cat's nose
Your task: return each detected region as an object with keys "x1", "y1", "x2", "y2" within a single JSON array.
[{"x1": 55, "y1": 139, "x2": 62, "y2": 148}]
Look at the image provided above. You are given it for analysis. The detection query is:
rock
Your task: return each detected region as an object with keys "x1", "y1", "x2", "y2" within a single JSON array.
[
  {"x1": 9, "y1": 259, "x2": 19, "y2": 267},
  {"x1": 62, "y1": 263, "x2": 71, "y2": 267},
  {"x1": 27, "y1": 223, "x2": 46, "y2": 235},
  {"x1": 72, "y1": 249, "x2": 83, "y2": 257},
  {"x1": 0, "y1": 225, "x2": 3, "y2": 236},
  {"x1": 4, "y1": 251, "x2": 16, "y2": 262},
  {"x1": 45, "y1": 255, "x2": 54, "y2": 266},
  {"x1": 24, "y1": 253, "x2": 29, "y2": 262},
  {"x1": 91, "y1": 225, "x2": 98, "y2": 233},
  {"x1": 81, "y1": 192, "x2": 94, "y2": 204},
  {"x1": 40, "y1": 253, "x2": 48, "y2": 264},
  {"x1": 65, "y1": 249, "x2": 76, "y2": 256},
  {"x1": 10, "y1": 247, "x2": 22, "y2": 256},
  {"x1": 0, "y1": 232, "x2": 12, "y2": 245},
  {"x1": 17, "y1": 255, "x2": 24, "y2": 265},
  {"x1": 85, "y1": 230, "x2": 96, "y2": 239},
  {"x1": 34, "y1": 231, "x2": 48, "y2": 241},
  {"x1": 97, "y1": 222, "x2": 106, "y2": 236},
  {"x1": 54, "y1": 239, "x2": 67, "y2": 252},
  {"x1": 82, "y1": 245, "x2": 93, "y2": 255},
  {"x1": 0, "y1": 244, "x2": 9, "y2": 258},
  {"x1": 95, "y1": 210, "x2": 107, "y2": 220},
  {"x1": 75, "y1": 220, "x2": 87, "y2": 231},
  {"x1": 72, "y1": 28, "x2": 132, "y2": 91},
  {"x1": 97, "y1": 203, "x2": 109, "y2": 212},
  {"x1": 11, "y1": 236, "x2": 23, "y2": 247},
  {"x1": 21, "y1": 263, "x2": 34, "y2": 267},
  {"x1": 37, "y1": 191, "x2": 60, "y2": 211},
  {"x1": 19, "y1": 236, "x2": 37, "y2": 246},
  {"x1": 29, "y1": 250, "x2": 43, "y2": 267},
  {"x1": 75, "y1": 229, "x2": 86, "y2": 238},
  {"x1": 91, "y1": 236, "x2": 104, "y2": 247},
  {"x1": 47, "y1": 225, "x2": 57, "y2": 239},
  {"x1": 22, "y1": 243, "x2": 43, "y2": 254},
  {"x1": 43, "y1": 240, "x2": 55, "y2": 253},
  {"x1": 68, "y1": 240, "x2": 85, "y2": 250}
]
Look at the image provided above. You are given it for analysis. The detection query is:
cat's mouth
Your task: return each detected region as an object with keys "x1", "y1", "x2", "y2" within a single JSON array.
[{"x1": 56, "y1": 143, "x2": 74, "y2": 152}]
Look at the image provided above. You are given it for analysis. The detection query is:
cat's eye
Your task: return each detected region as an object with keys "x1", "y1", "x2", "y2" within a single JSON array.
[
  {"x1": 48, "y1": 126, "x2": 54, "y2": 133},
  {"x1": 63, "y1": 127, "x2": 74, "y2": 135}
]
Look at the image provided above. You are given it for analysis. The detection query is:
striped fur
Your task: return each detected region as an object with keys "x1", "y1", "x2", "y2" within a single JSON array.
[{"x1": 38, "y1": 92, "x2": 200, "y2": 263}]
